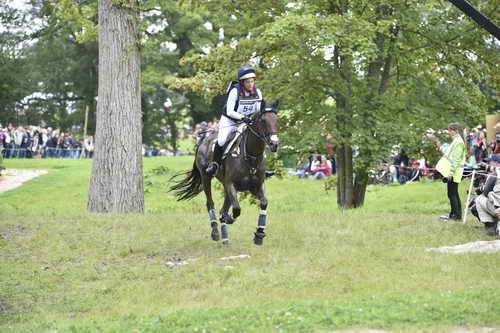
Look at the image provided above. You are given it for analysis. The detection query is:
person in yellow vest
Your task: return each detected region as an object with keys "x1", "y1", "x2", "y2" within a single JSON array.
[{"x1": 431, "y1": 122, "x2": 466, "y2": 221}]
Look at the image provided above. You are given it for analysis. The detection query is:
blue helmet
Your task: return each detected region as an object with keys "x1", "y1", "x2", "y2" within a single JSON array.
[{"x1": 237, "y1": 66, "x2": 256, "y2": 80}]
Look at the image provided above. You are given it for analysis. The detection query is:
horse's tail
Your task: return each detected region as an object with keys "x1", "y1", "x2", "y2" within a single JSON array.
[{"x1": 169, "y1": 160, "x2": 204, "y2": 201}]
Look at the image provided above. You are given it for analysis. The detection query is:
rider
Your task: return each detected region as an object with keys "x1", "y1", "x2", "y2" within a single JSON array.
[{"x1": 205, "y1": 66, "x2": 263, "y2": 176}]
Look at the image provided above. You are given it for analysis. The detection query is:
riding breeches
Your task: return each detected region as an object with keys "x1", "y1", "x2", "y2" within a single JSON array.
[{"x1": 217, "y1": 116, "x2": 238, "y2": 147}]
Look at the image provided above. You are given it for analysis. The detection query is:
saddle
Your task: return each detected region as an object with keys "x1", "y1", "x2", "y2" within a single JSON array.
[
  {"x1": 203, "y1": 123, "x2": 247, "y2": 161},
  {"x1": 214, "y1": 123, "x2": 247, "y2": 161}
]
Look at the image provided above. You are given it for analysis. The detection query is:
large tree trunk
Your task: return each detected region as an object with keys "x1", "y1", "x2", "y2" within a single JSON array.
[
  {"x1": 336, "y1": 143, "x2": 354, "y2": 209},
  {"x1": 334, "y1": 51, "x2": 356, "y2": 209},
  {"x1": 88, "y1": 0, "x2": 144, "y2": 213},
  {"x1": 169, "y1": 119, "x2": 178, "y2": 156},
  {"x1": 353, "y1": 169, "x2": 369, "y2": 208}
]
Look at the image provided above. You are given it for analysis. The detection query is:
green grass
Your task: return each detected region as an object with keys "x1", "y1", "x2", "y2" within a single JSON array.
[{"x1": 1, "y1": 157, "x2": 499, "y2": 332}]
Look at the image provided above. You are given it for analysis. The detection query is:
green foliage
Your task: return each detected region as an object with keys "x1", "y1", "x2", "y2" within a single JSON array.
[
  {"x1": 1, "y1": 0, "x2": 225, "y2": 143},
  {"x1": 1, "y1": 0, "x2": 498, "y2": 206},
  {"x1": 144, "y1": 164, "x2": 172, "y2": 193},
  {"x1": 267, "y1": 152, "x2": 285, "y2": 178},
  {"x1": 0, "y1": 1, "x2": 34, "y2": 125},
  {"x1": 53, "y1": 0, "x2": 97, "y2": 43},
  {"x1": 165, "y1": 0, "x2": 498, "y2": 206},
  {"x1": 324, "y1": 175, "x2": 337, "y2": 193}
]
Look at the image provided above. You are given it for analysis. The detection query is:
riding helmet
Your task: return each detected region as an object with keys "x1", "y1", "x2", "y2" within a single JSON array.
[{"x1": 237, "y1": 66, "x2": 256, "y2": 80}]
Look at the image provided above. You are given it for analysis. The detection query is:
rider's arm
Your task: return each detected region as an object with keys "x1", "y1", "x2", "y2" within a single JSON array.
[
  {"x1": 256, "y1": 88, "x2": 263, "y2": 112},
  {"x1": 225, "y1": 88, "x2": 244, "y2": 120}
]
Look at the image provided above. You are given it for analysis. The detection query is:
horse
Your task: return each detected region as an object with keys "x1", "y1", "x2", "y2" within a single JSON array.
[{"x1": 169, "y1": 101, "x2": 280, "y2": 245}]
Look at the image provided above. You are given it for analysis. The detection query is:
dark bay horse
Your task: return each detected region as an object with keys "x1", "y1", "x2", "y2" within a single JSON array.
[{"x1": 169, "y1": 101, "x2": 280, "y2": 245}]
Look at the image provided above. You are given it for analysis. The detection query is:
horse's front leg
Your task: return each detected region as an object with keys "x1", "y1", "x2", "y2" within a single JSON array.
[
  {"x1": 220, "y1": 190, "x2": 236, "y2": 224},
  {"x1": 253, "y1": 183, "x2": 267, "y2": 245},
  {"x1": 227, "y1": 183, "x2": 241, "y2": 220}
]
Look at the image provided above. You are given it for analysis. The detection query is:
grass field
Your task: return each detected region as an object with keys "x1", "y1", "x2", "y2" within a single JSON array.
[{"x1": 1, "y1": 157, "x2": 499, "y2": 332}]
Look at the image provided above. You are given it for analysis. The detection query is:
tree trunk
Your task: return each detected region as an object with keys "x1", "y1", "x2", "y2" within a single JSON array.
[
  {"x1": 336, "y1": 143, "x2": 354, "y2": 209},
  {"x1": 169, "y1": 117, "x2": 178, "y2": 156},
  {"x1": 353, "y1": 169, "x2": 369, "y2": 208},
  {"x1": 88, "y1": 0, "x2": 144, "y2": 213}
]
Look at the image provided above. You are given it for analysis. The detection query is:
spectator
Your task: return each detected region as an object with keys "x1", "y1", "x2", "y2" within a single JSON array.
[
  {"x1": 84, "y1": 136, "x2": 94, "y2": 158},
  {"x1": 13, "y1": 126, "x2": 24, "y2": 158},
  {"x1": 489, "y1": 123, "x2": 500, "y2": 155},
  {"x1": 472, "y1": 155, "x2": 500, "y2": 235},
  {"x1": 0, "y1": 126, "x2": 5, "y2": 156},
  {"x1": 311, "y1": 155, "x2": 332, "y2": 180},
  {"x1": 431, "y1": 122, "x2": 466, "y2": 221},
  {"x1": 47, "y1": 130, "x2": 59, "y2": 158},
  {"x1": 288, "y1": 156, "x2": 311, "y2": 178}
]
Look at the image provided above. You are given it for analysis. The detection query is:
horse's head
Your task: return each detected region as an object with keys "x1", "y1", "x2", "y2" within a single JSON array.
[{"x1": 253, "y1": 100, "x2": 280, "y2": 152}]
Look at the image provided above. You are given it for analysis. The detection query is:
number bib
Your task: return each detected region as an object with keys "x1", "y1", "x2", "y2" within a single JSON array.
[{"x1": 236, "y1": 95, "x2": 261, "y2": 116}]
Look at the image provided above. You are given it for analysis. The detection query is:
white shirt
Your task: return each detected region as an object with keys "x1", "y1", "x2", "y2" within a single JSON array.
[{"x1": 225, "y1": 87, "x2": 262, "y2": 121}]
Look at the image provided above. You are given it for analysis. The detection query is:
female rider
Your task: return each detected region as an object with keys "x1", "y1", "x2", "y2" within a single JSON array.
[{"x1": 206, "y1": 66, "x2": 263, "y2": 176}]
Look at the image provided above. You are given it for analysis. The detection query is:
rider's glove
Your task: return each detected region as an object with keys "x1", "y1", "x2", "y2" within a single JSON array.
[
  {"x1": 442, "y1": 177, "x2": 449, "y2": 183},
  {"x1": 242, "y1": 116, "x2": 253, "y2": 125}
]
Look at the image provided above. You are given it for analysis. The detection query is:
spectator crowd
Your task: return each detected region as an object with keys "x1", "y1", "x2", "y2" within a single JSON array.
[
  {"x1": 0, "y1": 124, "x2": 94, "y2": 159},
  {"x1": 2, "y1": 120, "x2": 497, "y2": 182},
  {"x1": 285, "y1": 124, "x2": 497, "y2": 183}
]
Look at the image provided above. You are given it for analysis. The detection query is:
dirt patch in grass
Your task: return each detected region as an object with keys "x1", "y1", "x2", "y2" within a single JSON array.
[
  {"x1": 0, "y1": 225, "x2": 33, "y2": 241},
  {"x1": 0, "y1": 168, "x2": 49, "y2": 193},
  {"x1": 0, "y1": 299, "x2": 11, "y2": 315},
  {"x1": 426, "y1": 240, "x2": 500, "y2": 254},
  {"x1": 0, "y1": 225, "x2": 33, "y2": 260}
]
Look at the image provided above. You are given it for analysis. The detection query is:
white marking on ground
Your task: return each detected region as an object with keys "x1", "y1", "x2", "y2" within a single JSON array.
[
  {"x1": 220, "y1": 254, "x2": 250, "y2": 261},
  {"x1": 427, "y1": 240, "x2": 500, "y2": 254},
  {"x1": 165, "y1": 258, "x2": 198, "y2": 268}
]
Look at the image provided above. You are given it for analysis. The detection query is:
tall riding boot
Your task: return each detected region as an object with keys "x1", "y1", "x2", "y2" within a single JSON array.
[{"x1": 206, "y1": 143, "x2": 223, "y2": 176}]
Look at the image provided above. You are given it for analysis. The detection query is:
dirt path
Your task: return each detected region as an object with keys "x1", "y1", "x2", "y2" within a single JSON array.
[
  {"x1": 427, "y1": 240, "x2": 500, "y2": 254},
  {"x1": 0, "y1": 169, "x2": 49, "y2": 193}
]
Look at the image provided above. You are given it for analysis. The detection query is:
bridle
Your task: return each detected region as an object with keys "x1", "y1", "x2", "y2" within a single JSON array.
[
  {"x1": 245, "y1": 109, "x2": 278, "y2": 149},
  {"x1": 238, "y1": 108, "x2": 279, "y2": 173}
]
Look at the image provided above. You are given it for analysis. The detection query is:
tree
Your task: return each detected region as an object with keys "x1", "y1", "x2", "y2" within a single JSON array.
[
  {"x1": 0, "y1": 0, "x2": 100, "y2": 131},
  {"x1": 168, "y1": 0, "x2": 498, "y2": 209},
  {"x1": 88, "y1": 0, "x2": 143, "y2": 213},
  {"x1": 141, "y1": 0, "x2": 223, "y2": 150},
  {"x1": 0, "y1": 0, "x2": 34, "y2": 126}
]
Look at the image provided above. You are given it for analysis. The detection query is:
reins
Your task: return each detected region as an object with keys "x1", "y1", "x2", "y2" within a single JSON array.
[
  {"x1": 240, "y1": 111, "x2": 277, "y2": 172},
  {"x1": 246, "y1": 111, "x2": 277, "y2": 148}
]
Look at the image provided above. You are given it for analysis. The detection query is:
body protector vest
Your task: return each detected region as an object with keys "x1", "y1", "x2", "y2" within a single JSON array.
[{"x1": 222, "y1": 81, "x2": 262, "y2": 121}]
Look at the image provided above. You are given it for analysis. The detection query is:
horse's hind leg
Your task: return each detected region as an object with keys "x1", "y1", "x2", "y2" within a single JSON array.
[
  {"x1": 253, "y1": 185, "x2": 267, "y2": 245},
  {"x1": 219, "y1": 192, "x2": 232, "y2": 245},
  {"x1": 203, "y1": 177, "x2": 219, "y2": 241}
]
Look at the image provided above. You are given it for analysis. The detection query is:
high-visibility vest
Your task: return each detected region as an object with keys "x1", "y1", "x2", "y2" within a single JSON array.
[{"x1": 436, "y1": 136, "x2": 465, "y2": 183}]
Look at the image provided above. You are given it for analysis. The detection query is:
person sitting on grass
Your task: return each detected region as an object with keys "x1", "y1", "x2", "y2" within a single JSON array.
[
  {"x1": 288, "y1": 157, "x2": 311, "y2": 178},
  {"x1": 311, "y1": 155, "x2": 332, "y2": 180},
  {"x1": 472, "y1": 155, "x2": 500, "y2": 236}
]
